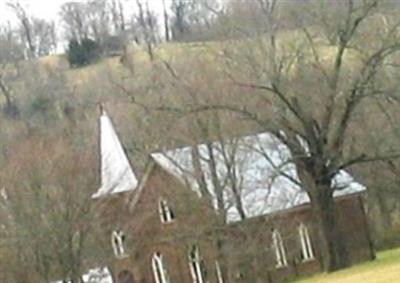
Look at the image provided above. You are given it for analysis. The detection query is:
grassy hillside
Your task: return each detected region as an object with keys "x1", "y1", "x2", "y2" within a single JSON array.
[{"x1": 289, "y1": 248, "x2": 400, "y2": 283}]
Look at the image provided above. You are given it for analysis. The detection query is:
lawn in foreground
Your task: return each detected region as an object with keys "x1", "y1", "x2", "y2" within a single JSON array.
[{"x1": 289, "y1": 247, "x2": 400, "y2": 283}]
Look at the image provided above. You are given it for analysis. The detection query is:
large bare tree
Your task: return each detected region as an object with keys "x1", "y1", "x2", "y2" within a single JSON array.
[
  {"x1": 123, "y1": 0, "x2": 400, "y2": 272},
  {"x1": 203, "y1": 0, "x2": 400, "y2": 271}
]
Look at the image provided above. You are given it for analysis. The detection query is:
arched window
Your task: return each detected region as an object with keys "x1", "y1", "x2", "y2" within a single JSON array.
[
  {"x1": 111, "y1": 230, "x2": 126, "y2": 257},
  {"x1": 189, "y1": 245, "x2": 206, "y2": 283},
  {"x1": 152, "y1": 252, "x2": 170, "y2": 283},
  {"x1": 299, "y1": 223, "x2": 314, "y2": 261},
  {"x1": 158, "y1": 199, "x2": 175, "y2": 223},
  {"x1": 272, "y1": 230, "x2": 287, "y2": 268}
]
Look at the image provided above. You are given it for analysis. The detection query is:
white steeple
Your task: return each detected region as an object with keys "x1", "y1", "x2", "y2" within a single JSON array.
[{"x1": 92, "y1": 108, "x2": 138, "y2": 198}]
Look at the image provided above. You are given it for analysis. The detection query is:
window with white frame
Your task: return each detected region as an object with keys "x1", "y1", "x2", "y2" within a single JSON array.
[
  {"x1": 299, "y1": 223, "x2": 314, "y2": 261},
  {"x1": 152, "y1": 252, "x2": 170, "y2": 283},
  {"x1": 189, "y1": 245, "x2": 206, "y2": 283},
  {"x1": 272, "y1": 229, "x2": 287, "y2": 268},
  {"x1": 158, "y1": 199, "x2": 175, "y2": 223},
  {"x1": 111, "y1": 230, "x2": 126, "y2": 257}
]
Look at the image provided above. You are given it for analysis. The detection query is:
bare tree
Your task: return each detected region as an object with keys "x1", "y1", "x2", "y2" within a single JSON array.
[
  {"x1": 123, "y1": 0, "x2": 400, "y2": 272},
  {"x1": 134, "y1": 0, "x2": 158, "y2": 60},
  {"x1": 61, "y1": 0, "x2": 111, "y2": 45},
  {"x1": 162, "y1": 0, "x2": 170, "y2": 42},
  {"x1": 0, "y1": 136, "x2": 107, "y2": 283},
  {"x1": 203, "y1": 0, "x2": 400, "y2": 271},
  {"x1": 0, "y1": 24, "x2": 24, "y2": 118},
  {"x1": 86, "y1": 0, "x2": 110, "y2": 44},
  {"x1": 60, "y1": 2, "x2": 90, "y2": 43},
  {"x1": 7, "y1": 1, "x2": 35, "y2": 57},
  {"x1": 170, "y1": 0, "x2": 223, "y2": 41},
  {"x1": 170, "y1": 0, "x2": 189, "y2": 40},
  {"x1": 7, "y1": 1, "x2": 56, "y2": 58},
  {"x1": 110, "y1": 0, "x2": 126, "y2": 33},
  {"x1": 30, "y1": 18, "x2": 57, "y2": 56}
]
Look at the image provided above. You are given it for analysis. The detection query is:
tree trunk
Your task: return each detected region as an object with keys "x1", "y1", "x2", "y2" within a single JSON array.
[
  {"x1": 231, "y1": 183, "x2": 246, "y2": 221},
  {"x1": 0, "y1": 76, "x2": 19, "y2": 119},
  {"x1": 191, "y1": 145, "x2": 209, "y2": 197},
  {"x1": 162, "y1": 0, "x2": 170, "y2": 42},
  {"x1": 375, "y1": 190, "x2": 392, "y2": 230},
  {"x1": 206, "y1": 143, "x2": 225, "y2": 213},
  {"x1": 22, "y1": 18, "x2": 35, "y2": 58},
  {"x1": 310, "y1": 188, "x2": 349, "y2": 272},
  {"x1": 298, "y1": 169, "x2": 350, "y2": 272}
]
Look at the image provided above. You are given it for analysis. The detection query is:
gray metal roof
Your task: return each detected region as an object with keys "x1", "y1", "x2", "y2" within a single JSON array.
[{"x1": 151, "y1": 132, "x2": 365, "y2": 222}]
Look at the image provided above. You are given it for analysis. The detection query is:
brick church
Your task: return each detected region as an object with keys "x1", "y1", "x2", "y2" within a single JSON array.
[{"x1": 93, "y1": 110, "x2": 375, "y2": 283}]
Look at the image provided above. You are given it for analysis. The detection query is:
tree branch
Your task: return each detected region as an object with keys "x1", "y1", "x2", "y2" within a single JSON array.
[{"x1": 335, "y1": 152, "x2": 400, "y2": 173}]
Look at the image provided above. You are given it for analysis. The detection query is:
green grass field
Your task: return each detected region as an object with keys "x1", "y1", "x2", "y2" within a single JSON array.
[{"x1": 290, "y1": 248, "x2": 400, "y2": 283}]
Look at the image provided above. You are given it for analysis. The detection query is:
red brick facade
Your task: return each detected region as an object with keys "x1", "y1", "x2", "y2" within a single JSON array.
[
  {"x1": 223, "y1": 194, "x2": 375, "y2": 283},
  {"x1": 100, "y1": 162, "x2": 375, "y2": 283}
]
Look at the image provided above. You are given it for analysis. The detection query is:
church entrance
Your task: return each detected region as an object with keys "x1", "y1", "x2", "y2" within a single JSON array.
[{"x1": 117, "y1": 270, "x2": 135, "y2": 283}]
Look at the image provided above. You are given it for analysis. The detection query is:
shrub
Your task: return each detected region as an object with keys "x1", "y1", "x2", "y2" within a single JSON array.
[{"x1": 66, "y1": 38, "x2": 101, "y2": 67}]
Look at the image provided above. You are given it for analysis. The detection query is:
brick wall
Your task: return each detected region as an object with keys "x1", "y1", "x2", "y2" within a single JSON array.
[
  {"x1": 223, "y1": 194, "x2": 375, "y2": 283},
  {"x1": 100, "y1": 163, "x2": 374, "y2": 283},
  {"x1": 109, "y1": 162, "x2": 223, "y2": 283}
]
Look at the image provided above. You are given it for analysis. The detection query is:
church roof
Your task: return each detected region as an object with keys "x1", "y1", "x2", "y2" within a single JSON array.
[{"x1": 150, "y1": 132, "x2": 365, "y2": 222}]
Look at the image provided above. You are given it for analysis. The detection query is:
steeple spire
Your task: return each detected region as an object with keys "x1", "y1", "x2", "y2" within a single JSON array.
[{"x1": 92, "y1": 108, "x2": 138, "y2": 198}]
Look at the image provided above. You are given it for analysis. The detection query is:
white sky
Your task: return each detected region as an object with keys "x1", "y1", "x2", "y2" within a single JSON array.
[
  {"x1": 0, "y1": 0, "x2": 165, "y2": 26},
  {"x1": 0, "y1": 0, "x2": 69, "y2": 24},
  {"x1": 0, "y1": 0, "x2": 166, "y2": 52}
]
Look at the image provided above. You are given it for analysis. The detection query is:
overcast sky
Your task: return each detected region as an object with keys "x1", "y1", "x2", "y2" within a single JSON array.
[
  {"x1": 0, "y1": 0, "x2": 68, "y2": 24},
  {"x1": 0, "y1": 0, "x2": 166, "y2": 52},
  {"x1": 0, "y1": 0, "x2": 165, "y2": 26}
]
